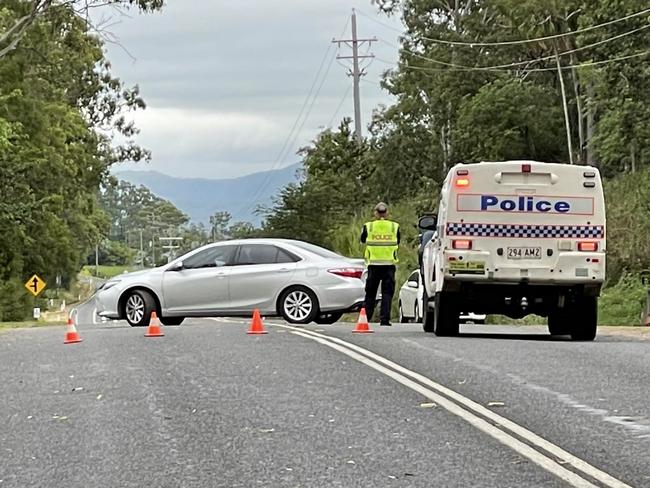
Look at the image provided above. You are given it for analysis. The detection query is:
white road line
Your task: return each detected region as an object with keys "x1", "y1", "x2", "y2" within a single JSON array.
[{"x1": 281, "y1": 325, "x2": 632, "y2": 488}]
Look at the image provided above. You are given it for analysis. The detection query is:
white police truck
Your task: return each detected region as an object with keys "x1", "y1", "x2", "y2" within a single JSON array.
[{"x1": 419, "y1": 161, "x2": 605, "y2": 341}]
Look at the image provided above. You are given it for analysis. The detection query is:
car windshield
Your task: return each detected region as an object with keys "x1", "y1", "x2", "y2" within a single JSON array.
[{"x1": 287, "y1": 241, "x2": 344, "y2": 260}]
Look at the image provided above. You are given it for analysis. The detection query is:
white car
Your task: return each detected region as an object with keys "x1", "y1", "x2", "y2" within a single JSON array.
[
  {"x1": 398, "y1": 270, "x2": 423, "y2": 323},
  {"x1": 399, "y1": 270, "x2": 486, "y2": 324},
  {"x1": 95, "y1": 238, "x2": 365, "y2": 326}
]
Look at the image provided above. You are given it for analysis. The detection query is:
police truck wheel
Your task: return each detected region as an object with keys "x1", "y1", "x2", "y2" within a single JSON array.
[
  {"x1": 434, "y1": 292, "x2": 460, "y2": 337},
  {"x1": 547, "y1": 311, "x2": 569, "y2": 336},
  {"x1": 570, "y1": 297, "x2": 598, "y2": 341},
  {"x1": 422, "y1": 289, "x2": 435, "y2": 333}
]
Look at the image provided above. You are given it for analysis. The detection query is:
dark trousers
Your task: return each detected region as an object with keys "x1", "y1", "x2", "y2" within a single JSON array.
[{"x1": 364, "y1": 265, "x2": 396, "y2": 324}]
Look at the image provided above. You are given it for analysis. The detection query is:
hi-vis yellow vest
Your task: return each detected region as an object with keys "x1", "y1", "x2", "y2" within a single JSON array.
[{"x1": 364, "y1": 219, "x2": 399, "y2": 265}]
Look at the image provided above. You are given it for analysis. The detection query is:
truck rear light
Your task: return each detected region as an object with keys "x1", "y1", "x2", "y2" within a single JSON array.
[
  {"x1": 456, "y1": 169, "x2": 469, "y2": 176},
  {"x1": 577, "y1": 241, "x2": 598, "y2": 252},
  {"x1": 455, "y1": 178, "x2": 470, "y2": 188},
  {"x1": 522, "y1": 163, "x2": 531, "y2": 173},
  {"x1": 452, "y1": 239, "x2": 472, "y2": 250},
  {"x1": 328, "y1": 268, "x2": 364, "y2": 279}
]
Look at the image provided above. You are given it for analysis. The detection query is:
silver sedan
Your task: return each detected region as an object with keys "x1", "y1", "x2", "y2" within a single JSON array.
[{"x1": 95, "y1": 238, "x2": 365, "y2": 326}]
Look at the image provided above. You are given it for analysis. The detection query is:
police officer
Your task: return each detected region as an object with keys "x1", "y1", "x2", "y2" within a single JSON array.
[{"x1": 360, "y1": 202, "x2": 400, "y2": 326}]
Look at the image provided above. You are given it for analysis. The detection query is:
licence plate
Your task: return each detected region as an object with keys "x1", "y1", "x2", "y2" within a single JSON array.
[
  {"x1": 507, "y1": 247, "x2": 542, "y2": 259},
  {"x1": 449, "y1": 261, "x2": 485, "y2": 274}
]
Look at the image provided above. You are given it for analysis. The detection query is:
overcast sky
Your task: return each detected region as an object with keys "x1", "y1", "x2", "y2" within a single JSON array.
[{"x1": 101, "y1": 1, "x2": 403, "y2": 179}]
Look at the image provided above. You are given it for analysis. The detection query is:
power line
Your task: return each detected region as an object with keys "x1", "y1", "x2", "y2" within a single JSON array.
[
  {"x1": 237, "y1": 19, "x2": 349, "y2": 218},
  {"x1": 380, "y1": 24, "x2": 650, "y2": 71},
  {"x1": 376, "y1": 49, "x2": 650, "y2": 74},
  {"x1": 327, "y1": 84, "x2": 352, "y2": 128},
  {"x1": 358, "y1": 7, "x2": 650, "y2": 47}
]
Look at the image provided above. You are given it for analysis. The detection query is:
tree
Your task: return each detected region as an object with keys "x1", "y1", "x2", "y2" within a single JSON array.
[
  {"x1": 0, "y1": 0, "x2": 163, "y2": 60},
  {"x1": 209, "y1": 211, "x2": 232, "y2": 241}
]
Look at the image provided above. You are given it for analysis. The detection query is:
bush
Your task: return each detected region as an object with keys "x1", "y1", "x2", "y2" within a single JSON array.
[
  {"x1": 598, "y1": 273, "x2": 647, "y2": 326},
  {"x1": 0, "y1": 278, "x2": 34, "y2": 321}
]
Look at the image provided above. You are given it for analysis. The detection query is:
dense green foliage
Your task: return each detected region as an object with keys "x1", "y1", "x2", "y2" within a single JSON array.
[
  {"x1": 261, "y1": 1, "x2": 650, "y2": 324},
  {"x1": 0, "y1": 1, "x2": 162, "y2": 319}
]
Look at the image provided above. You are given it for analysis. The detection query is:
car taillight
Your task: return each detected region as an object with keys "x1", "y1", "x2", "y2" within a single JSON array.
[
  {"x1": 455, "y1": 178, "x2": 470, "y2": 188},
  {"x1": 328, "y1": 268, "x2": 364, "y2": 279},
  {"x1": 452, "y1": 239, "x2": 472, "y2": 250},
  {"x1": 578, "y1": 241, "x2": 598, "y2": 252}
]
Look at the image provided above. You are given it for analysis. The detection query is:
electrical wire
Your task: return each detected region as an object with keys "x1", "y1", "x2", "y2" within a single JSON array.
[
  {"x1": 237, "y1": 18, "x2": 350, "y2": 218},
  {"x1": 376, "y1": 49, "x2": 650, "y2": 73},
  {"x1": 379, "y1": 24, "x2": 650, "y2": 71},
  {"x1": 358, "y1": 7, "x2": 650, "y2": 47},
  {"x1": 327, "y1": 84, "x2": 353, "y2": 128}
]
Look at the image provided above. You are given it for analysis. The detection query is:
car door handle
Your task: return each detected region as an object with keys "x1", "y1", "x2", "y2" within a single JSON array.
[
  {"x1": 215, "y1": 271, "x2": 227, "y2": 278},
  {"x1": 277, "y1": 268, "x2": 292, "y2": 273}
]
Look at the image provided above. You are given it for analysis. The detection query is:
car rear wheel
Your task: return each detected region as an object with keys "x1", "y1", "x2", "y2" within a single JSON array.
[
  {"x1": 124, "y1": 290, "x2": 156, "y2": 327},
  {"x1": 314, "y1": 312, "x2": 343, "y2": 324},
  {"x1": 279, "y1": 286, "x2": 319, "y2": 324},
  {"x1": 161, "y1": 317, "x2": 184, "y2": 326}
]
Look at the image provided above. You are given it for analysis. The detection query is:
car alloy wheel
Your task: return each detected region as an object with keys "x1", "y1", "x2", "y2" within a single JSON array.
[
  {"x1": 284, "y1": 290, "x2": 313, "y2": 322},
  {"x1": 126, "y1": 294, "x2": 146, "y2": 325}
]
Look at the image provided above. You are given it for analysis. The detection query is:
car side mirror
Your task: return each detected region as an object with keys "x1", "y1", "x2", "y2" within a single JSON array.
[
  {"x1": 169, "y1": 261, "x2": 184, "y2": 271},
  {"x1": 407, "y1": 280, "x2": 419, "y2": 289},
  {"x1": 418, "y1": 214, "x2": 437, "y2": 231}
]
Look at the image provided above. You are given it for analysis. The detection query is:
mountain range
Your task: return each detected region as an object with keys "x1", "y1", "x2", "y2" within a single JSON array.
[{"x1": 115, "y1": 163, "x2": 301, "y2": 226}]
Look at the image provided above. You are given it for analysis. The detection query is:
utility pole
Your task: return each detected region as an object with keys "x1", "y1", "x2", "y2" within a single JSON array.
[
  {"x1": 159, "y1": 236, "x2": 183, "y2": 263},
  {"x1": 333, "y1": 9, "x2": 376, "y2": 143},
  {"x1": 139, "y1": 230, "x2": 144, "y2": 269}
]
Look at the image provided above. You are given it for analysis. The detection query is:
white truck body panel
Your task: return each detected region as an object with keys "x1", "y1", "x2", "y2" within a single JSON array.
[{"x1": 423, "y1": 161, "x2": 606, "y2": 297}]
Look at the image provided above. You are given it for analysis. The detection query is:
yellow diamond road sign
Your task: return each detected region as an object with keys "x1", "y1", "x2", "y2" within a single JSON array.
[{"x1": 25, "y1": 274, "x2": 46, "y2": 297}]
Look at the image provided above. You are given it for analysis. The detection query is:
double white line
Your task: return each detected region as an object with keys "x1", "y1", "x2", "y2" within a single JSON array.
[{"x1": 274, "y1": 323, "x2": 632, "y2": 488}]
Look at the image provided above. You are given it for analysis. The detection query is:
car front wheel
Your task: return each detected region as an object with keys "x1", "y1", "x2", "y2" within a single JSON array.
[
  {"x1": 279, "y1": 286, "x2": 319, "y2": 324},
  {"x1": 123, "y1": 290, "x2": 156, "y2": 327}
]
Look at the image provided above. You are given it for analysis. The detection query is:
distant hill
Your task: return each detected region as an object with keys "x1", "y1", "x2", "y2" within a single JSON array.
[{"x1": 115, "y1": 163, "x2": 301, "y2": 226}]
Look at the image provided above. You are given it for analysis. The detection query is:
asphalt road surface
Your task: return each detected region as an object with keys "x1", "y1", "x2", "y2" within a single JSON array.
[{"x1": 1, "y1": 299, "x2": 649, "y2": 487}]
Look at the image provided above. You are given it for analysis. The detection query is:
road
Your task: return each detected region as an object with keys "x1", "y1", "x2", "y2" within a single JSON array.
[{"x1": 1, "y1": 299, "x2": 649, "y2": 487}]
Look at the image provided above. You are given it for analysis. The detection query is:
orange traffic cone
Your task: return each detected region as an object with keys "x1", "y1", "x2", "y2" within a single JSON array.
[
  {"x1": 247, "y1": 309, "x2": 268, "y2": 335},
  {"x1": 352, "y1": 308, "x2": 373, "y2": 334},
  {"x1": 64, "y1": 317, "x2": 83, "y2": 344},
  {"x1": 145, "y1": 311, "x2": 164, "y2": 337}
]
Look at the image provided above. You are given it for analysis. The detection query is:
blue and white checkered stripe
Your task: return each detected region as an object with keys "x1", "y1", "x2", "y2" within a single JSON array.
[{"x1": 446, "y1": 222, "x2": 604, "y2": 239}]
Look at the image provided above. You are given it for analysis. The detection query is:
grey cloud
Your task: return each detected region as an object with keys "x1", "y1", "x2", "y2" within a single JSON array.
[{"x1": 102, "y1": 0, "x2": 401, "y2": 178}]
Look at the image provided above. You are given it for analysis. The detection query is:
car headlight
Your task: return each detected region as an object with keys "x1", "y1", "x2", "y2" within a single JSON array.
[{"x1": 99, "y1": 279, "x2": 121, "y2": 292}]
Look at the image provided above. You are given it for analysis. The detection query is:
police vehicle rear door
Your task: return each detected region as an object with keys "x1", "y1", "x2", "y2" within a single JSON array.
[{"x1": 445, "y1": 161, "x2": 605, "y2": 283}]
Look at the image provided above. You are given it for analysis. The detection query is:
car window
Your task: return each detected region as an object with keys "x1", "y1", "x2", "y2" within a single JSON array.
[
  {"x1": 182, "y1": 245, "x2": 236, "y2": 269},
  {"x1": 409, "y1": 271, "x2": 420, "y2": 284},
  {"x1": 286, "y1": 241, "x2": 342, "y2": 259},
  {"x1": 235, "y1": 245, "x2": 298, "y2": 265}
]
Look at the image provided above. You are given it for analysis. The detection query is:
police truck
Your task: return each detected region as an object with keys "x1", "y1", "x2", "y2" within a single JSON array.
[{"x1": 419, "y1": 161, "x2": 606, "y2": 341}]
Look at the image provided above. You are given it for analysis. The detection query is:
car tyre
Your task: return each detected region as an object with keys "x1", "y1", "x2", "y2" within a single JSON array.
[
  {"x1": 570, "y1": 296, "x2": 598, "y2": 341},
  {"x1": 123, "y1": 289, "x2": 156, "y2": 327},
  {"x1": 161, "y1": 317, "x2": 184, "y2": 326},
  {"x1": 422, "y1": 289, "x2": 435, "y2": 333},
  {"x1": 314, "y1": 312, "x2": 343, "y2": 325},
  {"x1": 398, "y1": 301, "x2": 410, "y2": 324},
  {"x1": 279, "y1": 286, "x2": 320, "y2": 324},
  {"x1": 434, "y1": 291, "x2": 460, "y2": 337}
]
